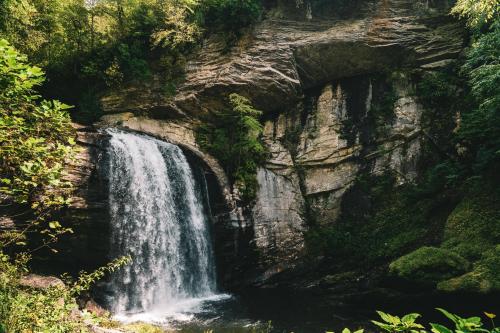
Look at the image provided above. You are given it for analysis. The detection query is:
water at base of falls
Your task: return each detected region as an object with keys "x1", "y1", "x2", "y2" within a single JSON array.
[{"x1": 103, "y1": 128, "x2": 227, "y2": 323}]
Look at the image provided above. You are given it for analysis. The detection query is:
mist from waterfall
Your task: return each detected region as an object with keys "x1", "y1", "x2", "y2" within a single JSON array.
[{"x1": 103, "y1": 129, "x2": 221, "y2": 322}]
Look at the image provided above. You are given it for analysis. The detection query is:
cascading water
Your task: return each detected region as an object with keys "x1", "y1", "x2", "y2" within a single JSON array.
[{"x1": 103, "y1": 129, "x2": 220, "y2": 322}]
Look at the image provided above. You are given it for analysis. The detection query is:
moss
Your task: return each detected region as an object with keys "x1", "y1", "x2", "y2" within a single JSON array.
[
  {"x1": 389, "y1": 246, "x2": 470, "y2": 285},
  {"x1": 123, "y1": 322, "x2": 165, "y2": 333},
  {"x1": 438, "y1": 245, "x2": 500, "y2": 293},
  {"x1": 442, "y1": 189, "x2": 500, "y2": 261}
]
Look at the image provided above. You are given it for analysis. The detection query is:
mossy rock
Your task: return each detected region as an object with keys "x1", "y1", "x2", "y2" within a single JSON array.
[
  {"x1": 438, "y1": 245, "x2": 500, "y2": 293},
  {"x1": 442, "y1": 190, "x2": 500, "y2": 261},
  {"x1": 389, "y1": 246, "x2": 470, "y2": 285}
]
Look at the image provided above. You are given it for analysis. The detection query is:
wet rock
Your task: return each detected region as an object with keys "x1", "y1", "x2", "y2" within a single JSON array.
[{"x1": 252, "y1": 168, "x2": 306, "y2": 265}]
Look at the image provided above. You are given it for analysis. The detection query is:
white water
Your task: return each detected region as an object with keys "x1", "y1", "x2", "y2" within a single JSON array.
[{"x1": 104, "y1": 129, "x2": 226, "y2": 323}]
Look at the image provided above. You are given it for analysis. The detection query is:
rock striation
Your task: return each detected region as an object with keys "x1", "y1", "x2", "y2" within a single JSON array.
[{"x1": 81, "y1": 0, "x2": 466, "y2": 284}]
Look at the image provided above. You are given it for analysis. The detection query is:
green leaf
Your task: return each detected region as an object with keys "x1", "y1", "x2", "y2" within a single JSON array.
[
  {"x1": 372, "y1": 320, "x2": 393, "y2": 332},
  {"x1": 402, "y1": 313, "x2": 421, "y2": 324},
  {"x1": 431, "y1": 323, "x2": 453, "y2": 333},
  {"x1": 437, "y1": 308, "x2": 460, "y2": 324},
  {"x1": 48, "y1": 221, "x2": 62, "y2": 229},
  {"x1": 377, "y1": 311, "x2": 401, "y2": 325}
]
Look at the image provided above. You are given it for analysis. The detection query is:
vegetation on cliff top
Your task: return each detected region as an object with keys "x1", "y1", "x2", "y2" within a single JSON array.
[{"x1": 0, "y1": 0, "x2": 262, "y2": 123}]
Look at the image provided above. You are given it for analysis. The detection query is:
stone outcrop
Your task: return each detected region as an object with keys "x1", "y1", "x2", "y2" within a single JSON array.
[
  {"x1": 101, "y1": 0, "x2": 463, "y2": 118},
  {"x1": 91, "y1": 0, "x2": 465, "y2": 283},
  {"x1": 19, "y1": 274, "x2": 65, "y2": 289}
]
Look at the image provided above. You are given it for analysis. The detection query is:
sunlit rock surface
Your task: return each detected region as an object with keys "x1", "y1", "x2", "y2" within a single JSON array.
[{"x1": 93, "y1": 0, "x2": 465, "y2": 282}]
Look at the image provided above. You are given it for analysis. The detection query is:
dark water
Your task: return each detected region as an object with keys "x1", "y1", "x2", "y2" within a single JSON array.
[{"x1": 145, "y1": 288, "x2": 500, "y2": 333}]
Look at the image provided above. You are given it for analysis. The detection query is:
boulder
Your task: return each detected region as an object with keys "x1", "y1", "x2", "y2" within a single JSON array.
[{"x1": 389, "y1": 246, "x2": 470, "y2": 286}]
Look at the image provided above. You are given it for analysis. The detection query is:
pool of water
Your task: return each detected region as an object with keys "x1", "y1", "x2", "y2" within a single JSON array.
[{"x1": 111, "y1": 288, "x2": 500, "y2": 333}]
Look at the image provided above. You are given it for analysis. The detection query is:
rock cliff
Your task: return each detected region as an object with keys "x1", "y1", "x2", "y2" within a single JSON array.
[{"x1": 70, "y1": 0, "x2": 465, "y2": 285}]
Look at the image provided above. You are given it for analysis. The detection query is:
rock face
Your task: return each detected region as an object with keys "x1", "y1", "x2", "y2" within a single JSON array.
[
  {"x1": 101, "y1": 0, "x2": 463, "y2": 118},
  {"x1": 89, "y1": 0, "x2": 465, "y2": 284},
  {"x1": 56, "y1": 125, "x2": 111, "y2": 273}
]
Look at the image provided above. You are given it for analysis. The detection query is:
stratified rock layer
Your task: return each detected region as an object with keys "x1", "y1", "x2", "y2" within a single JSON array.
[{"x1": 91, "y1": 0, "x2": 465, "y2": 282}]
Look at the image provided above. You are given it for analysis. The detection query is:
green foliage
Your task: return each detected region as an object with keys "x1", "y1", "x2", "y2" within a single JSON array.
[
  {"x1": 199, "y1": 0, "x2": 261, "y2": 34},
  {"x1": 0, "y1": 251, "x2": 130, "y2": 333},
  {"x1": 197, "y1": 93, "x2": 266, "y2": 203},
  {"x1": 452, "y1": 0, "x2": 499, "y2": 27},
  {"x1": 437, "y1": 245, "x2": 500, "y2": 293},
  {"x1": 0, "y1": 39, "x2": 77, "y2": 249},
  {"x1": 150, "y1": 0, "x2": 202, "y2": 49},
  {"x1": 370, "y1": 74, "x2": 398, "y2": 137},
  {"x1": 432, "y1": 308, "x2": 493, "y2": 333},
  {"x1": 122, "y1": 322, "x2": 164, "y2": 333},
  {"x1": 417, "y1": 71, "x2": 461, "y2": 111},
  {"x1": 389, "y1": 247, "x2": 470, "y2": 285},
  {"x1": 371, "y1": 309, "x2": 499, "y2": 333},
  {"x1": 456, "y1": 20, "x2": 500, "y2": 173},
  {"x1": 442, "y1": 185, "x2": 500, "y2": 261},
  {"x1": 387, "y1": 179, "x2": 500, "y2": 293},
  {"x1": 63, "y1": 255, "x2": 132, "y2": 297},
  {"x1": 435, "y1": 184, "x2": 500, "y2": 293},
  {"x1": 372, "y1": 311, "x2": 425, "y2": 333},
  {"x1": 0, "y1": 0, "x2": 264, "y2": 122},
  {"x1": 327, "y1": 328, "x2": 364, "y2": 333}
]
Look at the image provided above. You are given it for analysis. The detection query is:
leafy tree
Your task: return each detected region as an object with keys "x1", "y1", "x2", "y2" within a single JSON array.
[
  {"x1": 0, "y1": 39, "x2": 77, "y2": 249},
  {"x1": 151, "y1": 0, "x2": 202, "y2": 49}
]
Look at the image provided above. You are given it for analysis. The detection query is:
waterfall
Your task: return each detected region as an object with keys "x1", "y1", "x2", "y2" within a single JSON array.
[{"x1": 103, "y1": 129, "x2": 217, "y2": 320}]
